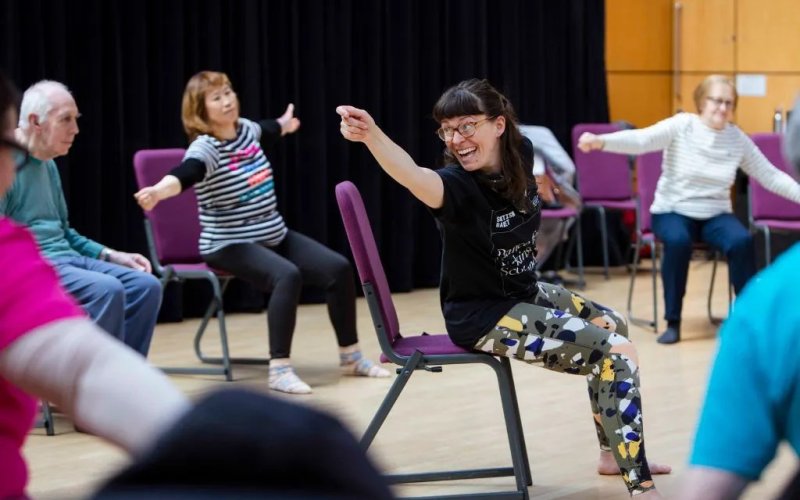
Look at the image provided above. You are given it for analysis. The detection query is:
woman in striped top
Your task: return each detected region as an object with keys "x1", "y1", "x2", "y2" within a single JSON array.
[
  {"x1": 134, "y1": 71, "x2": 388, "y2": 393},
  {"x1": 578, "y1": 74, "x2": 800, "y2": 344}
]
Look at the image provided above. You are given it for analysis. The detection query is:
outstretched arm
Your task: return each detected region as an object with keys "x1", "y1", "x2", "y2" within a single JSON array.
[
  {"x1": 134, "y1": 174, "x2": 182, "y2": 212},
  {"x1": 0, "y1": 318, "x2": 190, "y2": 456},
  {"x1": 337, "y1": 105, "x2": 444, "y2": 209}
]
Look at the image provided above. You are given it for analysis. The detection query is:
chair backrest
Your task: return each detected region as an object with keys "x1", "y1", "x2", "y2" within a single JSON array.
[
  {"x1": 335, "y1": 181, "x2": 401, "y2": 346},
  {"x1": 749, "y1": 133, "x2": 800, "y2": 221},
  {"x1": 571, "y1": 123, "x2": 633, "y2": 201},
  {"x1": 635, "y1": 151, "x2": 663, "y2": 234},
  {"x1": 133, "y1": 149, "x2": 204, "y2": 265}
]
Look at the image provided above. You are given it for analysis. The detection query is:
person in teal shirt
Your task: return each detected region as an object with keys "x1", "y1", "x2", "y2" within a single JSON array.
[
  {"x1": 680, "y1": 96, "x2": 800, "y2": 499},
  {"x1": 0, "y1": 80, "x2": 160, "y2": 356}
]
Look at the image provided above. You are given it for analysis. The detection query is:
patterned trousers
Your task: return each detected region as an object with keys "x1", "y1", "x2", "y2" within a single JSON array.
[{"x1": 474, "y1": 281, "x2": 654, "y2": 495}]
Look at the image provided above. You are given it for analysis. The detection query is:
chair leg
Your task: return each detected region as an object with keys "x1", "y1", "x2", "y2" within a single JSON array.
[
  {"x1": 502, "y1": 358, "x2": 532, "y2": 486},
  {"x1": 192, "y1": 277, "x2": 270, "y2": 376},
  {"x1": 501, "y1": 358, "x2": 532, "y2": 487},
  {"x1": 41, "y1": 400, "x2": 55, "y2": 436},
  {"x1": 627, "y1": 239, "x2": 658, "y2": 332},
  {"x1": 596, "y1": 207, "x2": 610, "y2": 279},
  {"x1": 361, "y1": 351, "x2": 422, "y2": 449},
  {"x1": 650, "y1": 241, "x2": 659, "y2": 333},
  {"x1": 563, "y1": 224, "x2": 576, "y2": 275},
  {"x1": 708, "y1": 254, "x2": 723, "y2": 325},
  {"x1": 494, "y1": 358, "x2": 531, "y2": 498},
  {"x1": 626, "y1": 238, "x2": 641, "y2": 321},
  {"x1": 575, "y1": 216, "x2": 585, "y2": 289},
  {"x1": 192, "y1": 292, "x2": 234, "y2": 381},
  {"x1": 764, "y1": 226, "x2": 772, "y2": 266},
  {"x1": 372, "y1": 353, "x2": 529, "y2": 499}
]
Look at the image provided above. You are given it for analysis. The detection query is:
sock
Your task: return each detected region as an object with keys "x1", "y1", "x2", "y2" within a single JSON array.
[
  {"x1": 268, "y1": 364, "x2": 312, "y2": 394},
  {"x1": 339, "y1": 350, "x2": 390, "y2": 377}
]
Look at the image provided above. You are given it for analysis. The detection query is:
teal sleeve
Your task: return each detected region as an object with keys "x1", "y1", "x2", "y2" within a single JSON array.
[
  {"x1": 0, "y1": 180, "x2": 16, "y2": 215},
  {"x1": 51, "y1": 165, "x2": 104, "y2": 258},
  {"x1": 689, "y1": 314, "x2": 778, "y2": 481}
]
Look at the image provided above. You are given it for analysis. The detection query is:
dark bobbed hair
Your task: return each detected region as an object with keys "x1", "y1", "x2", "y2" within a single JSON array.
[
  {"x1": 0, "y1": 71, "x2": 20, "y2": 132},
  {"x1": 432, "y1": 79, "x2": 533, "y2": 212}
]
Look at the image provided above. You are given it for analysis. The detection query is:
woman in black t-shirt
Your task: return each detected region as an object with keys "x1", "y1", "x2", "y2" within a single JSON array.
[{"x1": 337, "y1": 79, "x2": 670, "y2": 498}]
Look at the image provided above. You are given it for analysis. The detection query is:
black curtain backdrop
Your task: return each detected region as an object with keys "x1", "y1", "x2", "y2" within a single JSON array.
[{"x1": 0, "y1": 0, "x2": 609, "y2": 316}]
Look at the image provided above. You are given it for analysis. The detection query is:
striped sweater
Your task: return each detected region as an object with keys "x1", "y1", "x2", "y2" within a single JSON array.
[
  {"x1": 183, "y1": 118, "x2": 288, "y2": 254},
  {"x1": 601, "y1": 113, "x2": 800, "y2": 219}
]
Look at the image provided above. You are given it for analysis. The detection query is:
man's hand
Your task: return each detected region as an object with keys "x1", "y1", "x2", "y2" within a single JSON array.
[{"x1": 108, "y1": 250, "x2": 152, "y2": 273}]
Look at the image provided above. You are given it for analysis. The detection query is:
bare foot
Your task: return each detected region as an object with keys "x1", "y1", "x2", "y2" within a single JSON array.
[{"x1": 597, "y1": 450, "x2": 672, "y2": 475}]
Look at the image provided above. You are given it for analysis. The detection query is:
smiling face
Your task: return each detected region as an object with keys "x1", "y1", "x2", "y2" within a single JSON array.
[
  {"x1": 203, "y1": 84, "x2": 239, "y2": 134},
  {"x1": 699, "y1": 81, "x2": 736, "y2": 130},
  {"x1": 439, "y1": 114, "x2": 506, "y2": 174}
]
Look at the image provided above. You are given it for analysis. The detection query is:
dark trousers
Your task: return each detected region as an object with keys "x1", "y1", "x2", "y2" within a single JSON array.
[
  {"x1": 651, "y1": 212, "x2": 755, "y2": 322},
  {"x1": 203, "y1": 230, "x2": 358, "y2": 359}
]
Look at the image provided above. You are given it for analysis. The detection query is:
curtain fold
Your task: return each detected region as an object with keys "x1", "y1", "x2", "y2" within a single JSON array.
[{"x1": 1, "y1": 0, "x2": 608, "y2": 315}]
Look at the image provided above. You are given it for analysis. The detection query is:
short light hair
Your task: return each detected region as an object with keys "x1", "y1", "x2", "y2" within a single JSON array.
[
  {"x1": 18, "y1": 80, "x2": 71, "y2": 130},
  {"x1": 693, "y1": 74, "x2": 738, "y2": 113},
  {"x1": 181, "y1": 71, "x2": 234, "y2": 142}
]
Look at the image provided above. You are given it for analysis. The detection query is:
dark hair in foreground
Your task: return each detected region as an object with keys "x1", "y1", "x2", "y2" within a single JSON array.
[
  {"x1": 0, "y1": 71, "x2": 20, "y2": 126},
  {"x1": 432, "y1": 78, "x2": 533, "y2": 212}
]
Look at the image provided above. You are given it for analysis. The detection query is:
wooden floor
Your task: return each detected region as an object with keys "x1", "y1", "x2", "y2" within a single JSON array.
[{"x1": 24, "y1": 259, "x2": 798, "y2": 499}]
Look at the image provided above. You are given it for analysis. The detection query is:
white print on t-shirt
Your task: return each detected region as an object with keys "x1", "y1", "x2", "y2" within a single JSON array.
[
  {"x1": 495, "y1": 211, "x2": 517, "y2": 229},
  {"x1": 496, "y1": 242, "x2": 536, "y2": 276},
  {"x1": 490, "y1": 206, "x2": 538, "y2": 296}
]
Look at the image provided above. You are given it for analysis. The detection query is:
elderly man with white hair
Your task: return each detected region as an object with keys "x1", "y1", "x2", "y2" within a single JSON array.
[{"x1": 0, "y1": 80, "x2": 160, "y2": 356}]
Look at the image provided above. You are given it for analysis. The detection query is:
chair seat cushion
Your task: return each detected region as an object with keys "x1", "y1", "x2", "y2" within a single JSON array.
[
  {"x1": 379, "y1": 333, "x2": 472, "y2": 362},
  {"x1": 171, "y1": 263, "x2": 230, "y2": 276},
  {"x1": 541, "y1": 207, "x2": 578, "y2": 219},
  {"x1": 586, "y1": 199, "x2": 637, "y2": 210},
  {"x1": 754, "y1": 219, "x2": 800, "y2": 231}
]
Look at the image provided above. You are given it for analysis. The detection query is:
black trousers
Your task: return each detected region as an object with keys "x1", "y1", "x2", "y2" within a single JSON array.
[{"x1": 203, "y1": 230, "x2": 358, "y2": 358}]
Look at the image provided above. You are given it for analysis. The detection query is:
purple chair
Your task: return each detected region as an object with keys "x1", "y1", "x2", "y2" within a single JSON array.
[
  {"x1": 571, "y1": 123, "x2": 638, "y2": 279},
  {"x1": 539, "y1": 167, "x2": 585, "y2": 288},
  {"x1": 627, "y1": 152, "x2": 728, "y2": 332},
  {"x1": 335, "y1": 181, "x2": 531, "y2": 499},
  {"x1": 749, "y1": 133, "x2": 800, "y2": 266},
  {"x1": 133, "y1": 149, "x2": 268, "y2": 381}
]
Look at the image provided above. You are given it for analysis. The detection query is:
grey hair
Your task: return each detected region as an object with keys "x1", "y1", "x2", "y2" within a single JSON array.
[{"x1": 18, "y1": 80, "x2": 71, "y2": 130}]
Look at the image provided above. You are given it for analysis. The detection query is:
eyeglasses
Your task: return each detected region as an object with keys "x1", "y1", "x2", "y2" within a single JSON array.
[
  {"x1": 0, "y1": 138, "x2": 31, "y2": 171},
  {"x1": 436, "y1": 117, "x2": 493, "y2": 142},
  {"x1": 706, "y1": 96, "x2": 735, "y2": 109}
]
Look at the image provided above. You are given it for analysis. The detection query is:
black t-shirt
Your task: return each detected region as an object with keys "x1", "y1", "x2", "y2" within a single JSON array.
[{"x1": 431, "y1": 141, "x2": 541, "y2": 348}]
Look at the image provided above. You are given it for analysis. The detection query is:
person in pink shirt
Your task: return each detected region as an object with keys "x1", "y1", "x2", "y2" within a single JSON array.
[{"x1": 0, "y1": 71, "x2": 189, "y2": 499}]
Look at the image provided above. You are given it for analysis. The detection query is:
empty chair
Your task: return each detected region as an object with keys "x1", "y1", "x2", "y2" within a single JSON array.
[
  {"x1": 335, "y1": 180, "x2": 531, "y2": 499},
  {"x1": 749, "y1": 133, "x2": 800, "y2": 266},
  {"x1": 571, "y1": 123, "x2": 637, "y2": 279}
]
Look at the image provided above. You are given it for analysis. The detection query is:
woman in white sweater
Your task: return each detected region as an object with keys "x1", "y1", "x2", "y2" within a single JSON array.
[{"x1": 578, "y1": 75, "x2": 800, "y2": 344}]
